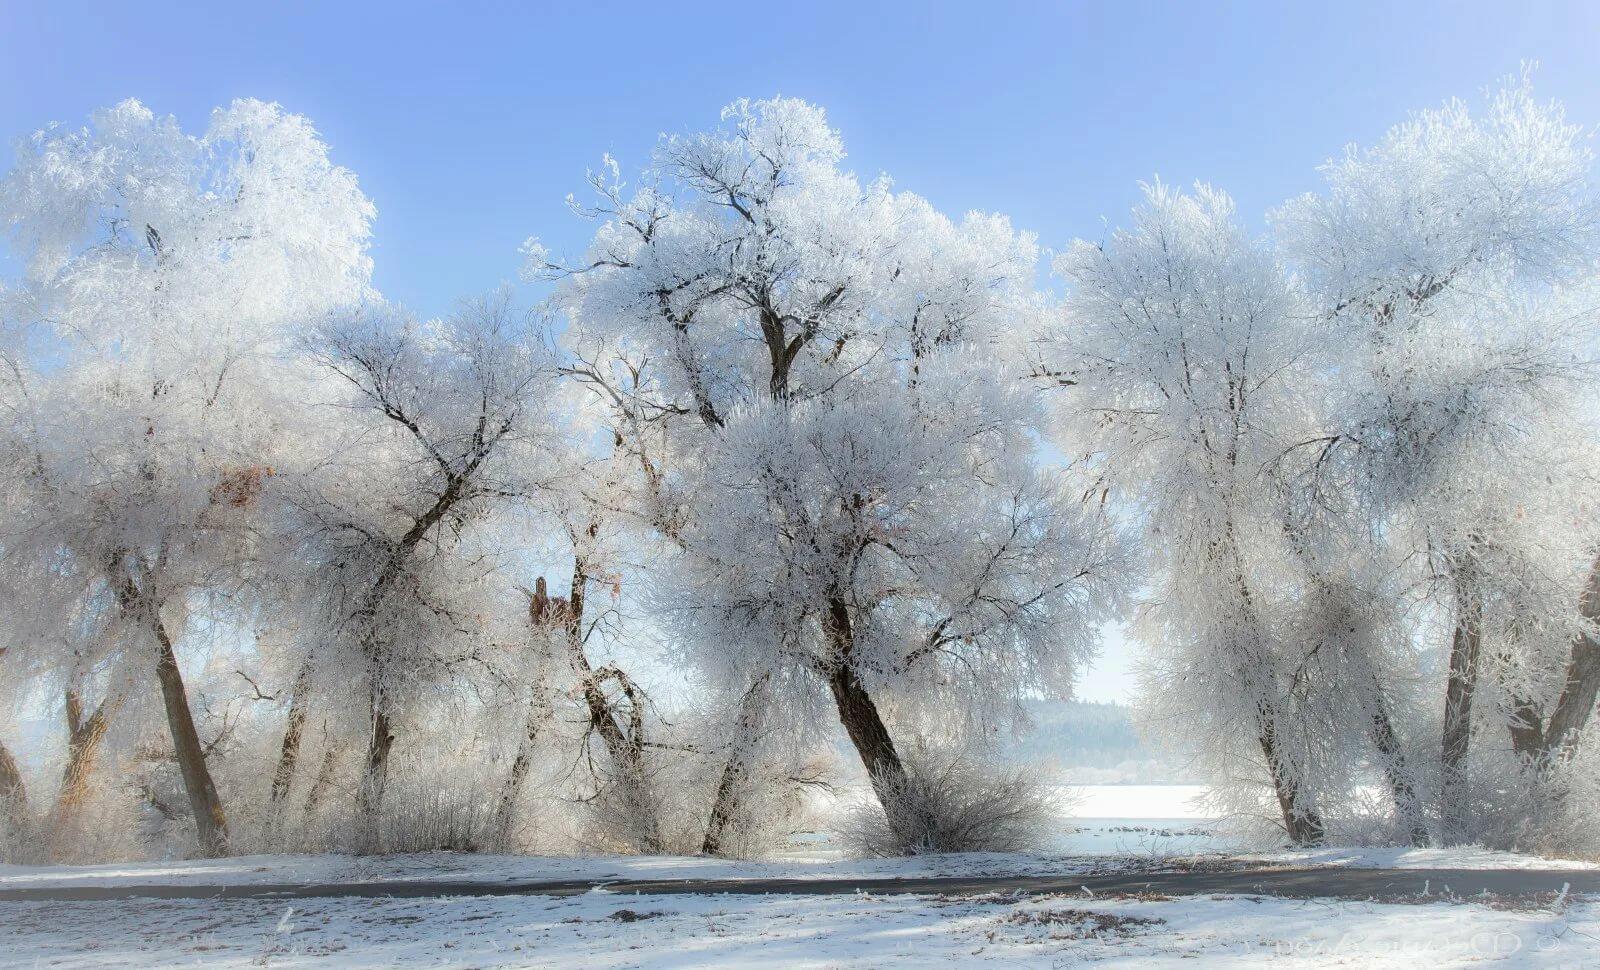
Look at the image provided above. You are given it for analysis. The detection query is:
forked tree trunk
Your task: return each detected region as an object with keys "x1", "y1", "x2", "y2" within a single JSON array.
[
  {"x1": 1439, "y1": 571, "x2": 1483, "y2": 844},
  {"x1": 52, "y1": 689, "x2": 115, "y2": 824},
  {"x1": 109, "y1": 563, "x2": 229, "y2": 856},
  {"x1": 537, "y1": 546, "x2": 664, "y2": 853},
  {"x1": 1540, "y1": 555, "x2": 1600, "y2": 762},
  {"x1": 348, "y1": 473, "x2": 481, "y2": 824},
  {"x1": 1350, "y1": 658, "x2": 1428, "y2": 846},
  {"x1": 568, "y1": 642, "x2": 661, "y2": 852},
  {"x1": 1542, "y1": 635, "x2": 1600, "y2": 761},
  {"x1": 700, "y1": 673, "x2": 772, "y2": 856},
  {"x1": 1495, "y1": 554, "x2": 1600, "y2": 788}
]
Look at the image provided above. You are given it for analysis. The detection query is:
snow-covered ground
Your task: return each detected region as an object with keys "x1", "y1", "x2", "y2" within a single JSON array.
[
  {"x1": 3, "y1": 887, "x2": 1596, "y2": 967},
  {"x1": 3, "y1": 785, "x2": 1597, "y2": 967},
  {"x1": 1, "y1": 784, "x2": 1591, "y2": 893}
]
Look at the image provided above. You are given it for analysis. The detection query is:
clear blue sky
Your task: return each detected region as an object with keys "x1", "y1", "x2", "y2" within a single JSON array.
[{"x1": 4, "y1": 0, "x2": 1598, "y2": 702}]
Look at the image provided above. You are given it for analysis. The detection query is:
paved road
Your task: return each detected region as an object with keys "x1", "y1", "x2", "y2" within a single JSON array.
[{"x1": 1, "y1": 867, "x2": 1594, "y2": 903}]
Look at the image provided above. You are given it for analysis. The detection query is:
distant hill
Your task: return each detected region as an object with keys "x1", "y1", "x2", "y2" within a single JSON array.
[{"x1": 1003, "y1": 699, "x2": 1200, "y2": 784}]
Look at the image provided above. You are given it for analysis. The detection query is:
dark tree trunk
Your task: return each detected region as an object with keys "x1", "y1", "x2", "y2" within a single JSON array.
[
  {"x1": 348, "y1": 465, "x2": 483, "y2": 820},
  {"x1": 108, "y1": 559, "x2": 229, "y2": 856},
  {"x1": 152, "y1": 614, "x2": 230, "y2": 856},
  {"x1": 1543, "y1": 636, "x2": 1600, "y2": 760},
  {"x1": 1440, "y1": 572, "x2": 1483, "y2": 844},
  {"x1": 700, "y1": 674, "x2": 771, "y2": 856},
  {"x1": 820, "y1": 595, "x2": 917, "y2": 844},
  {"x1": 269, "y1": 661, "x2": 313, "y2": 806},
  {"x1": 1254, "y1": 698, "x2": 1325, "y2": 845}
]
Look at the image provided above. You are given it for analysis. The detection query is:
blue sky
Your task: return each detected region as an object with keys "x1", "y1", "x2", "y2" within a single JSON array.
[{"x1": 3, "y1": 0, "x2": 1598, "y2": 702}]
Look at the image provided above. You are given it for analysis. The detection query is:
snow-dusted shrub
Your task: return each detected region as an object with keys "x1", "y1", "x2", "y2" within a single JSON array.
[
  {"x1": 835, "y1": 748, "x2": 1058, "y2": 857},
  {"x1": 375, "y1": 783, "x2": 499, "y2": 855}
]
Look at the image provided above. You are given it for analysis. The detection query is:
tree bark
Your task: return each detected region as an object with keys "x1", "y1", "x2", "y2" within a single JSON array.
[
  {"x1": 269, "y1": 660, "x2": 313, "y2": 806},
  {"x1": 350, "y1": 466, "x2": 485, "y2": 820},
  {"x1": 1363, "y1": 678, "x2": 1429, "y2": 846},
  {"x1": 1253, "y1": 698, "x2": 1326, "y2": 846},
  {"x1": 108, "y1": 559, "x2": 229, "y2": 856},
  {"x1": 493, "y1": 686, "x2": 551, "y2": 849},
  {"x1": 0, "y1": 737, "x2": 26, "y2": 831},
  {"x1": 1440, "y1": 571, "x2": 1483, "y2": 844},
  {"x1": 820, "y1": 595, "x2": 919, "y2": 844},
  {"x1": 1542, "y1": 635, "x2": 1600, "y2": 760},
  {"x1": 355, "y1": 698, "x2": 393, "y2": 839},
  {"x1": 700, "y1": 673, "x2": 771, "y2": 856},
  {"x1": 1340, "y1": 647, "x2": 1426, "y2": 845},
  {"x1": 1540, "y1": 555, "x2": 1600, "y2": 761},
  {"x1": 52, "y1": 688, "x2": 115, "y2": 823},
  {"x1": 151, "y1": 613, "x2": 230, "y2": 856},
  {"x1": 1224, "y1": 517, "x2": 1321, "y2": 846},
  {"x1": 303, "y1": 742, "x2": 338, "y2": 817},
  {"x1": 545, "y1": 544, "x2": 663, "y2": 853}
]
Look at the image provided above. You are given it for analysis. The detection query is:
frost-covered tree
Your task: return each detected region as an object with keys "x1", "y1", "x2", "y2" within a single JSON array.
[
  {"x1": 537, "y1": 98, "x2": 1126, "y2": 847},
  {"x1": 1275, "y1": 76, "x2": 1600, "y2": 840},
  {"x1": 1044, "y1": 183, "x2": 1341, "y2": 843},
  {"x1": 274, "y1": 294, "x2": 561, "y2": 827},
  {"x1": 0, "y1": 98, "x2": 373, "y2": 855}
]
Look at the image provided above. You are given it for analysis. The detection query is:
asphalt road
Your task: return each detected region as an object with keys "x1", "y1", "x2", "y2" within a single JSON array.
[{"x1": 1, "y1": 867, "x2": 1594, "y2": 903}]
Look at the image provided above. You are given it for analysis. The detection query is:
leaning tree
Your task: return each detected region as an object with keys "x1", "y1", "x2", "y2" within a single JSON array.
[{"x1": 535, "y1": 98, "x2": 1127, "y2": 848}]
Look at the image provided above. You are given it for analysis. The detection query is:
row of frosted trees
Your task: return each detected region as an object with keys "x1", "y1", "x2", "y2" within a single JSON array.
[{"x1": 1, "y1": 78, "x2": 1597, "y2": 861}]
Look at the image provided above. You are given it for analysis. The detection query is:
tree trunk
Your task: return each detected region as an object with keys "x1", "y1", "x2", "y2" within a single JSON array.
[
  {"x1": 1254, "y1": 698, "x2": 1325, "y2": 845},
  {"x1": 356, "y1": 696, "x2": 394, "y2": 837},
  {"x1": 1440, "y1": 572, "x2": 1483, "y2": 844},
  {"x1": 151, "y1": 615, "x2": 230, "y2": 856},
  {"x1": 700, "y1": 674, "x2": 771, "y2": 856},
  {"x1": 269, "y1": 660, "x2": 313, "y2": 805},
  {"x1": 821, "y1": 595, "x2": 918, "y2": 844},
  {"x1": 1358, "y1": 665, "x2": 1428, "y2": 846},
  {"x1": 1539, "y1": 555, "x2": 1600, "y2": 762},
  {"x1": 1542, "y1": 636, "x2": 1600, "y2": 761},
  {"x1": 52, "y1": 689, "x2": 115, "y2": 824},
  {"x1": 568, "y1": 646, "x2": 660, "y2": 851},
  {"x1": 0, "y1": 737, "x2": 26, "y2": 831},
  {"x1": 493, "y1": 687, "x2": 550, "y2": 849},
  {"x1": 542, "y1": 543, "x2": 663, "y2": 853},
  {"x1": 303, "y1": 742, "x2": 338, "y2": 817}
]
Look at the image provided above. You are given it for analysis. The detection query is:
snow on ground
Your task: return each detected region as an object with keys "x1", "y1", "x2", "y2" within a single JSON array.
[
  {"x1": 2, "y1": 887, "x2": 1596, "y2": 967},
  {"x1": 4, "y1": 785, "x2": 1598, "y2": 966},
  {"x1": 1247, "y1": 845, "x2": 1600, "y2": 871},
  {"x1": 2, "y1": 784, "x2": 1591, "y2": 892}
]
